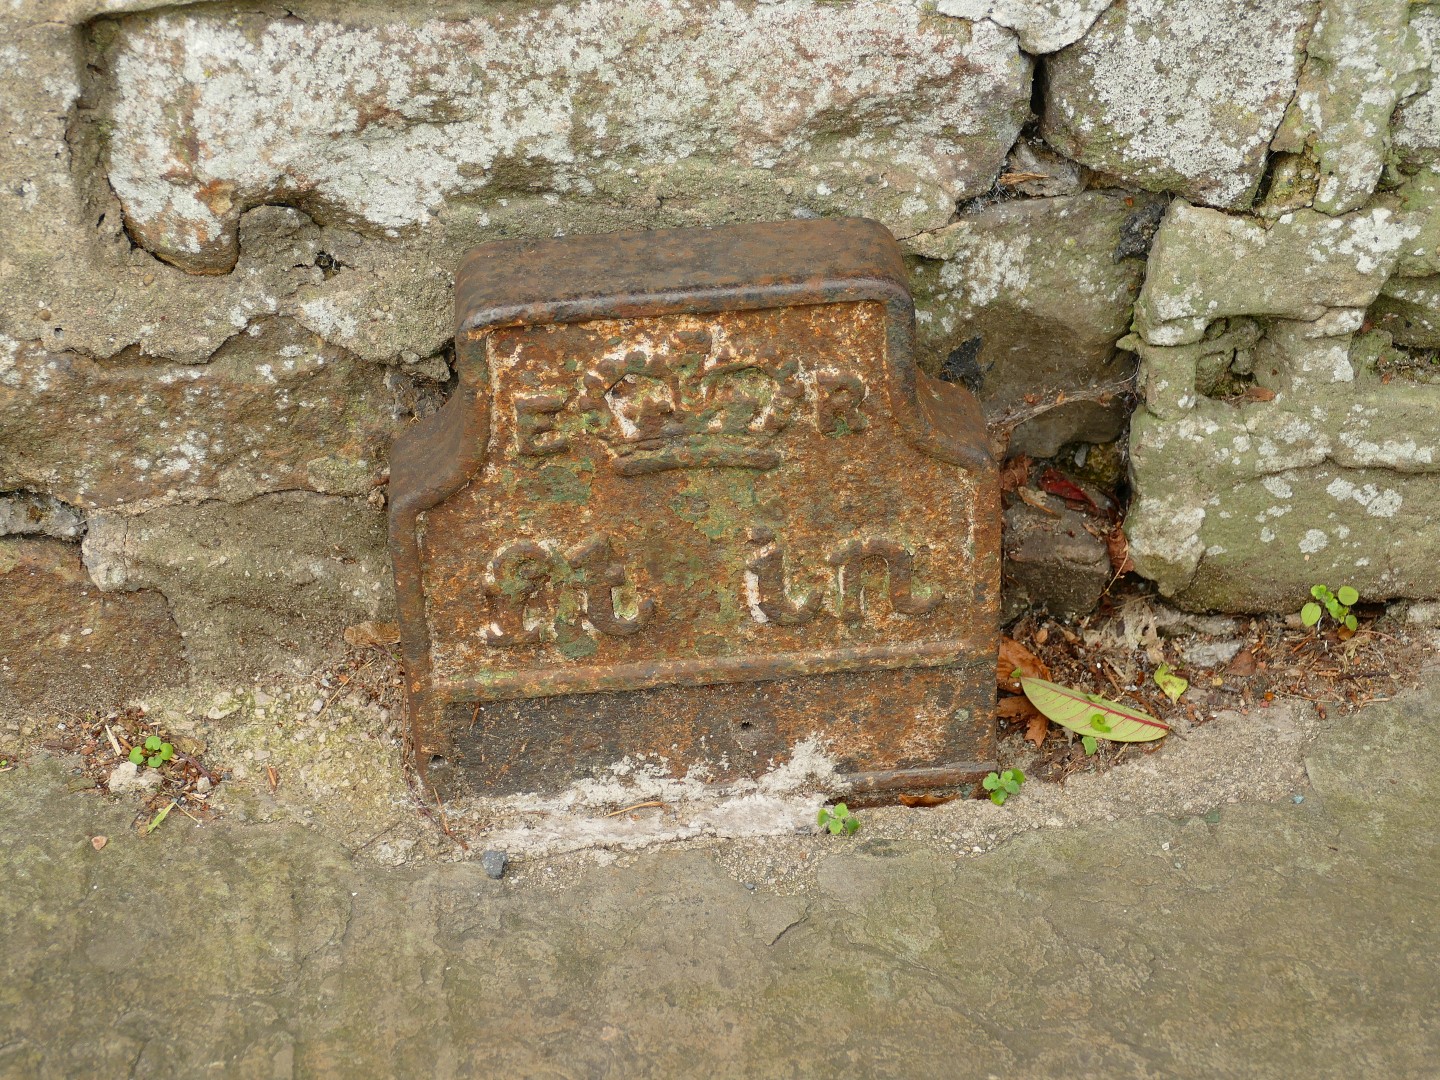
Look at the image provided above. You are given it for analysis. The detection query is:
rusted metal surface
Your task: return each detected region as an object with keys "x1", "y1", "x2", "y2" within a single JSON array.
[{"x1": 390, "y1": 218, "x2": 999, "y2": 801}]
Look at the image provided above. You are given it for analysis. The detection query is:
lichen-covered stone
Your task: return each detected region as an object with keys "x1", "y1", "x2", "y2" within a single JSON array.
[
  {"x1": 0, "y1": 492, "x2": 85, "y2": 540},
  {"x1": 1043, "y1": 0, "x2": 1319, "y2": 208},
  {"x1": 907, "y1": 191, "x2": 1162, "y2": 457},
  {"x1": 0, "y1": 537, "x2": 186, "y2": 716},
  {"x1": 1125, "y1": 200, "x2": 1440, "y2": 611},
  {"x1": 1270, "y1": 0, "x2": 1428, "y2": 214},
  {"x1": 82, "y1": 494, "x2": 391, "y2": 675},
  {"x1": 94, "y1": 1, "x2": 1031, "y2": 273},
  {"x1": 936, "y1": 0, "x2": 1111, "y2": 53},
  {"x1": 1, "y1": 318, "x2": 399, "y2": 509},
  {"x1": 1369, "y1": 168, "x2": 1440, "y2": 346},
  {"x1": 1392, "y1": 7, "x2": 1440, "y2": 165},
  {"x1": 1134, "y1": 202, "x2": 1420, "y2": 347}
]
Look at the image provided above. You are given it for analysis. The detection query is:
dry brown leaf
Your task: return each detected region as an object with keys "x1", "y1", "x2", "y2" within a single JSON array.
[
  {"x1": 999, "y1": 454, "x2": 1032, "y2": 494},
  {"x1": 344, "y1": 621, "x2": 401, "y2": 647},
  {"x1": 1106, "y1": 525, "x2": 1135, "y2": 575},
  {"x1": 1225, "y1": 649, "x2": 1257, "y2": 676},
  {"x1": 1015, "y1": 487, "x2": 1059, "y2": 516},
  {"x1": 897, "y1": 792, "x2": 958, "y2": 808},
  {"x1": 1024, "y1": 712, "x2": 1050, "y2": 748},
  {"x1": 1245, "y1": 386, "x2": 1277, "y2": 402},
  {"x1": 996, "y1": 694, "x2": 1041, "y2": 720},
  {"x1": 998, "y1": 636, "x2": 1050, "y2": 693},
  {"x1": 1034, "y1": 627, "x2": 1049, "y2": 646},
  {"x1": 91, "y1": 836, "x2": 107, "y2": 851}
]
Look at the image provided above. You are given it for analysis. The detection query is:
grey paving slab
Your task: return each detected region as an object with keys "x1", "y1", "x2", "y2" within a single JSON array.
[{"x1": 3, "y1": 680, "x2": 1438, "y2": 1079}]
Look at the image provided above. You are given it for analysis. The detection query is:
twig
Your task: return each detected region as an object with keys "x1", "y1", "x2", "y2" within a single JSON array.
[
  {"x1": 434, "y1": 791, "x2": 469, "y2": 851},
  {"x1": 104, "y1": 724, "x2": 123, "y2": 757},
  {"x1": 175, "y1": 751, "x2": 217, "y2": 785},
  {"x1": 1349, "y1": 628, "x2": 1402, "y2": 644},
  {"x1": 602, "y1": 800, "x2": 665, "y2": 818}
]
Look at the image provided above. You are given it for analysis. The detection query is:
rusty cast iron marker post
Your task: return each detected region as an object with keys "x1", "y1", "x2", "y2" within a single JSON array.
[{"x1": 389, "y1": 219, "x2": 999, "y2": 801}]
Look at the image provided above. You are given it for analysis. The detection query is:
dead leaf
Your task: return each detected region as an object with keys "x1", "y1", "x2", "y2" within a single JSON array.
[
  {"x1": 1038, "y1": 468, "x2": 1097, "y2": 512},
  {"x1": 1015, "y1": 487, "x2": 1059, "y2": 516},
  {"x1": 998, "y1": 636, "x2": 1051, "y2": 693},
  {"x1": 999, "y1": 454, "x2": 1032, "y2": 494},
  {"x1": 997, "y1": 695, "x2": 1041, "y2": 720},
  {"x1": 1244, "y1": 386, "x2": 1277, "y2": 402},
  {"x1": 344, "y1": 621, "x2": 401, "y2": 648},
  {"x1": 1106, "y1": 525, "x2": 1135, "y2": 575},
  {"x1": 1034, "y1": 627, "x2": 1049, "y2": 646},
  {"x1": 997, "y1": 171, "x2": 1049, "y2": 187},
  {"x1": 91, "y1": 836, "x2": 107, "y2": 851},
  {"x1": 1225, "y1": 649, "x2": 1257, "y2": 676},
  {"x1": 1154, "y1": 663, "x2": 1189, "y2": 703},
  {"x1": 1024, "y1": 712, "x2": 1050, "y2": 748},
  {"x1": 898, "y1": 792, "x2": 958, "y2": 807}
]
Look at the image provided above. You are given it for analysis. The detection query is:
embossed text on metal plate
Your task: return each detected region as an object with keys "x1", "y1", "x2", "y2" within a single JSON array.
[{"x1": 389, "y1": 219, "x2": 999, "y2": 800}]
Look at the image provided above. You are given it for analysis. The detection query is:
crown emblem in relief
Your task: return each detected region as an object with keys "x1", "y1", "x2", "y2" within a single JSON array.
[
  {"x1": 509, "y1": 325, "x2": 872, "y2": 473},
  {"x1": 560, "y1": 327, "x2": 866, "y2": 476},
  {"x1": 573, "y1": 327, "x2": 802, "y2": 475}
]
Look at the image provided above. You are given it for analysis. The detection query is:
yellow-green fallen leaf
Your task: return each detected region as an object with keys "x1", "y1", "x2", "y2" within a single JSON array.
[
  {"x1": 1154, "y1": 663, "x2": 1188, "y2": 703},
  {"x1": 146, "y1": 800, "x2": 176, "y2": 835},
  {"x1": 1019, "y1": 677, "x2": 1170, "y2": 743}
]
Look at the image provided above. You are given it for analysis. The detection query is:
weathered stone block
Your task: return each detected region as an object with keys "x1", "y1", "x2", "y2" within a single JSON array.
[
  {"x1": 1125, "y1": 200, "x2": 1440, "y2": 611},
  {"x1": 91, "y1": 2, "x2": 1030, "y2": 274},
  {"x1": 84, "y1": 494, "x2": 391, "y2": 676},
  {"x1": 1370, "y1": 168, "x2": 1440, "y2": 347},
  {"x1": 0, "y1": 537, "x2": 185, "y2": 716},
  {"x1": 391, "y1": 219, "x2": 999, "y2": 799},
  {"x1": 0, "y1": 492, "x2": 85, "y2": 541},
  {"x1": 1135, "y1": 202, "x2": 1418, "y2": 347},
  {"x1": 0, "y1": 318, "x2": 399, "y2": 508},
  {"x1": 1002, "y1": 497, "x2": 1110, "y2": 620},
  {"x1": 907, "y1": 192, "x2": 1162, "y2": 457},
  {"x1": 1269, "y1": 0, "x2": 1428, "y2": 214},
  {"x1": 1393, "y1": 7, "x2": 1440, "y2": 166},
  {"x1": 1043, "y1": 0, "x2": 1319, "y2": 208},
  {"x1": 936, "y1": 0, "x2": 1112, "y2": 53}
]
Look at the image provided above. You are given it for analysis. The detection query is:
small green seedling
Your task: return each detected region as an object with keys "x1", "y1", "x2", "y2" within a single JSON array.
[
  {"x1": 1081, "y1": 736, "x2": 1098, "y2": 756},
  {"x1": 1301, "y1": 584, "x2": 1359, "y2": 633},
  {"x1": 129, "y1": 736, "x2": 175, "y2": 770},
  {"x1": 817, "y1": 803, "x2": 860, "y2": 835},
  {"x1": 982, "y1": 768, "x2": 1026, "y2": 806}
]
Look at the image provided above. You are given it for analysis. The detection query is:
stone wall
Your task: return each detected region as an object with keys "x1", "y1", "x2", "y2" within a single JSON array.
[{"x1": 3, "y1": 0, "x2": 1438, "y2": 714}]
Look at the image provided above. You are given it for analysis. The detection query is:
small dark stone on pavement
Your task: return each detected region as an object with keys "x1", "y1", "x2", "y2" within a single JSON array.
[{"x1": 482, "y1": 850, "x2": 507, "y2": 879}]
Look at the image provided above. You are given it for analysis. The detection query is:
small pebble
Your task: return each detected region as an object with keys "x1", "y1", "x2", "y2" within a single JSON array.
[
  {"x1": 481, "y1": 850, "x2": 508, "y2": 880},
  {"x1": 1292, "y1": 794, "x2": 1305, "y2": 804},
  {"x1": 91, "y1": 836, "x2": 107, "y2": 851}
]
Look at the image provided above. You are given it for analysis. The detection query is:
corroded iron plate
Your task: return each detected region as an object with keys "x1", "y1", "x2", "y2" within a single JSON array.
[{"x1": 390, "y1": 218, "x2": 998, "y2": 800}]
